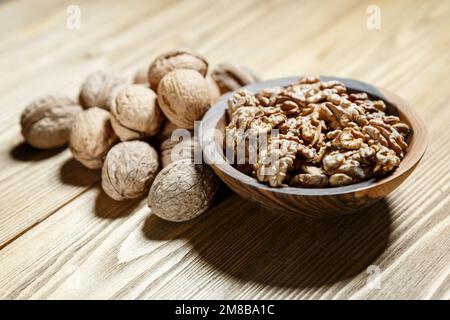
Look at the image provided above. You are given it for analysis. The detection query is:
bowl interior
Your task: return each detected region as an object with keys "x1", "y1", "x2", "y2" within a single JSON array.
[{"x1": 200, "y1": 76, "x2": 427, "y2": 196}]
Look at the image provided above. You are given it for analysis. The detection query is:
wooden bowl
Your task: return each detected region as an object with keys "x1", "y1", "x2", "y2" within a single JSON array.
[{"x1": 200, "y1": 77, "x2": 427, "y2": 218}]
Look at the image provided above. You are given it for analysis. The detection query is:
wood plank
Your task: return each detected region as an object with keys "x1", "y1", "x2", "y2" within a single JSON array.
[
  {"x1": 0, "y1": 0, "x2": 263, "y2": 247},
  {"x1": 0, "y1": 0, "x2": 449, "y2": 299},
  {"x1": 0, "y1": 100, "x2": 448, "y2": 299}
]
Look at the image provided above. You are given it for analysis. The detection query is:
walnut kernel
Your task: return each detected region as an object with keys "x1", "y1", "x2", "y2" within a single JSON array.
[
  {"x1": 148, "y1": 49, "x2": 208, "y2": 91},
  {"x1": 157, "y1": 69, "x2": 211, "y2": 129},
  {"x1": 211, "y1": 62, "x2": 260, "y2": 94}
]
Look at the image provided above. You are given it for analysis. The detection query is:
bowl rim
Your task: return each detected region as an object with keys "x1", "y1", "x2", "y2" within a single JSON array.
[{"x1": 200, "y1": 76, "x2": 428, "y2": 196}]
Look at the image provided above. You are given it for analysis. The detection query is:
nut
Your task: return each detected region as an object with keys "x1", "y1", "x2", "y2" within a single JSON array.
[
  {"x1": 207, "y1": 76, "x2": 221, "y2": 104},
  {"x1": 157, "y1": 69, "x2": 211, "y2": 129},
  {"x1": 156, "y1": 121, "x2": 179, "y2": 143},
  {"x1": 70, "y1": 107, "x2": 117, "y2": 169},
  {"x1": 133, "y1": 68, "x2": 148, "y2": 85},
  {"x1": 225, "y1": 76, "x2": 410, "y2": 188},
  {"x1": 102, "y1": 141, "x2": 159, "y2": 201},
  {"x1": 104, "y1": 83, "x2": 128, "y2": 112},
  {"x1": 148, "y1": 49, "x2": 208, "y2": 91},
  {"x1": 79, "y1": 71, "x2": 127, "y2": 110},
  {"x1": 160, "y1": 134, "x2": 201, "y2": 168},
  {"x1": 211, "y1": 62, "x2": 260, "y2": 94},
  {"x1": 20, "y1": 94, "x2": 83, "y2": 149},
  {"x1": 110, "y1": 85, "x2": 165, "y2": 141},
  {"x1": 148, "y1": 160, "x2": 220, "y2": 222}
]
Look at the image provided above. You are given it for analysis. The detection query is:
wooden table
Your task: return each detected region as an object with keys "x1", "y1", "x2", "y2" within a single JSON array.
[{"x1": 0, "y1": 0, "x2": 449, "y2": 300}]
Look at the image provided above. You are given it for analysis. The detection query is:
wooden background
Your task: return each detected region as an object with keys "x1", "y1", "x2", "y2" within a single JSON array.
[{"x1": 0, "y1": 0, "x2": 449, "y2": 300}]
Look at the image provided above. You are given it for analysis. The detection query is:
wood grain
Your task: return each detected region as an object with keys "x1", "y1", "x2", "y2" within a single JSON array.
[{"x1": 0, "y1": 0, "x2": 449, "y2": 299}]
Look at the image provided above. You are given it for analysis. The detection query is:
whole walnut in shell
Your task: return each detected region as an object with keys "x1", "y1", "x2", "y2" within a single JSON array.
[
  {"x1": 211, "y1": 62, "x2": 260, "y2": 94},
  {"x1": 110, "y1": 85, "x2": 165, "y2": 141},
  {"x1": 79, "y1": 71, "x2": 127, "y2": 110},
  {"x1": 160, "y1": 135, "x2": 201, "y2": 168},
  {"x1": 102, "y1": 141, "x2": 159, "y2": 201},
  {"x1": 20, "y1": 94, "x2": 83, "y2": 149},
  {"x1": 104, "y1": 83, "x2": 128, "y2": 112},
  {"x1": 207, "y1": 76, "x2": 221, "y2": 104},
  {"x1": 148, "y1": 160, "x2": 220, "y2": 222},
  {"x1": 133, "y1": 68, "x2": 149, "y2": 85},
  {"x1": 157, "y1": 69, "x2": 211, "y2": 129},
  {"x1": 70, "y1": 107, "x2": 117, "y2": 169},
  {"x1": 148, "y1": 49, "x2": 208, "y2": 91}
]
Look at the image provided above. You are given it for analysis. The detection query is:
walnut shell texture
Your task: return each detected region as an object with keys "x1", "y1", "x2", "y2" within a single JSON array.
[
  {"x1": 133, "y1": 68, "x2": 149, "y2": 85},
  {"x1": 207, "y1": 76, "x2": 221, "y2": 104},
  {"x1": 79, "y1": 71, "x2": 127, "y2": 110},
  {"x1": 70, "y1": 107, "x2": 117, "y2": 169},
  {"x1": 20, "y1": 94, "x2": 83, "y2": 149},
  {"x1": 157, "y1": 69, "x2": 212, "y2": 129},
  {"x1": 148, "y1": 49, "x2": 208, "y2": 91},
  {"x1": 211, "y1": 62, "x2": 260, "y2": 94},
  {"x1": 104, "y1": 83, "x2": 128, "y2": 112},
  {"x1": 160, "y1": 135, "x2": 201, "y2": 168},
  {"x1": 102, "y1": 141, "x2": 159, "y2": 201},
  {"x1": 148, "y1": 160, "x2": 220, "y2": 222},
  {"x1": 110, "y1": 85, "x2": 165, "y2": 141}
]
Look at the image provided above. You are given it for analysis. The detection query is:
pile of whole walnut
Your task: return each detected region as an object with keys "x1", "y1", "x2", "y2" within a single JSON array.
[
  {"x1": 20, "y1": 49, "x2": 259, "y2": 222},
  {"x1": 226, "y1": 76, "x2": 410, "y2": 188}
]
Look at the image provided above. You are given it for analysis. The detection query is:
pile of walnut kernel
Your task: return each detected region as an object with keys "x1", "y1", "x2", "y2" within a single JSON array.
[{"x1": 226, "y1": 76, "x2": 410, "y2": 188}]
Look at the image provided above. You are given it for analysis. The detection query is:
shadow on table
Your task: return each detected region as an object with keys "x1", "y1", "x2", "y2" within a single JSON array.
[
  {"x1": 59, "y1": 157, "x2": 141, "y2": 219},
  {"x1": 143, "y1": 193, "x2": 392, "y2": 289},
  {"x1": 59, "y1": 158, "x2": 101, "y2": 186},
  {"x1": 94, "y1": 190, "x2": 142, "y2": 219},
  {"x1": 10, "y1": 141, "x2": 65, "y2": 162}
]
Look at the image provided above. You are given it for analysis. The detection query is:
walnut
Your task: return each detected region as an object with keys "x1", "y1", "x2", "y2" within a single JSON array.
[
  {"x1": 156, "y1": 121, "x2": 179, "y2": 143},
  {"x1": 254, "y1": 137, "x2": 298, "y2": 187},
  {"x1": 289, "y1": 166, "x2": 328, "y2": 187},
  {"x1": 69, "y1": 107, "x2": 117, "y2": 169},
  {"x1": 160, "y1": 134, "x2": 200, "y2": 168},
  {"x1": 148, "y1": 49, "x2": 208, "y2": 91},
  {"x1": 207, "y1": 76, "x2": 221, "y2": 104},
  {"x1": 110, "y1": 85, "x2": 165, "y2": 141},
  {"x1": 20, "y1": 94, "x2": 83, "y2": 149},
  {"x1": 147, "y1": 160, "x2": 220, "y2": 222},
  {"x1": 329, "y1": 173, "x2": 353, "y2": 187},
  {"x1": 227, "y1": 89, "x2": 260, "y2": 116},
  {"x1": 104, "y1": 83, "x2": 128, "y2": 112},
  {"x1": 211, "y1": 62, "x2": 260, "y2": 94},
  {"x1": 225, "y1": 76, "x2": 410, "y2": 188},
  {"x1": 79, "y1": 71, "x2": 127, "y2": 110},
  {"x1": 157, "y1": 69, "x2": 212, "y2": 129},
  {"x1": 102, "y1": 141, "x2": 159, "y2": 201},
  {"x1": 133, "y1": 68, "x2": 148, "y2": 85}
]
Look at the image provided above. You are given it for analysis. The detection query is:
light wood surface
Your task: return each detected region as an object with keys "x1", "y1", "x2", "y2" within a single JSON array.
[{"x1": 0, "y1": 0, "x2": 449, "y2": 300}]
